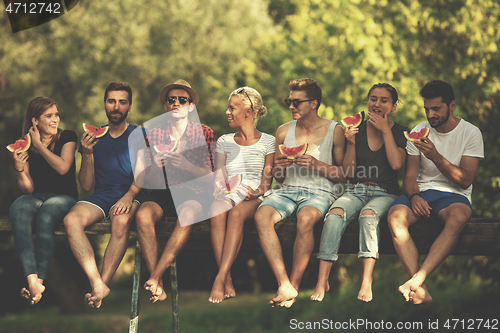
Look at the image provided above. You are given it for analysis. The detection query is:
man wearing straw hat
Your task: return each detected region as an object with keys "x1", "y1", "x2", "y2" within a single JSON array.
[{"x1": 133, "y1": 79, "x2": 215, "y2": 303}]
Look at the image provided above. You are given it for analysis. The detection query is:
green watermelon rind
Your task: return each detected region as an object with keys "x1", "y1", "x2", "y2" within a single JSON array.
[
  {"x1": 341, "y1": 111, "x2": 364, "y2": 128},
  {"x1": 404, "y1": 128, "x2": 430, "y2": 142},
  {"x1": 82, "y1": 123, "x2": 109, "y2": 138},
  {"x1": 216, "y1": 174, "x2": 243, "y2": 194},
  {"x1": 278, "y1": 143, "x2": 308, "y2": 160},
  {"x1": 6, "y1": 133, "x2": 31, "y2": 153}
]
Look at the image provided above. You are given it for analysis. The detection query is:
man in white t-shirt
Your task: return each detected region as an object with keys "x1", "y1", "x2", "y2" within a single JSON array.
[{"x1": 387, "y1": 80, "x2": 484, "y2": 305}]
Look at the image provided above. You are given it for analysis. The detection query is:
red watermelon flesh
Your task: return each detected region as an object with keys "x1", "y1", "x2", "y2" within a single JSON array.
[
  {"x1": 82, "y1": 123, "x2": 109, "y2": 138},
  {"x1": 404, "y1": 128, "x2": 430, "y2": 142},
  {"x1": 153, "y1": 140, "x2": 179, "y2": 153},
  {"x1": 216, "y1": 174, "x2": 243, "y2": 194},
  {"x1": 6, "y1": 134, "x2": 31, "y2": 153},
  {"x1": 341, "y1": 111, "x2": 364, "y2": 128},
  {"x1": 278, "y1": 143, "x2": 308, "y2": 160}
]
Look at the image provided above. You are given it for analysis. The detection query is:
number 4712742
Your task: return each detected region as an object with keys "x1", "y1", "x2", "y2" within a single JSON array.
[{"x1": 5, "y1": 2, "x2": 62, "y2": 14}]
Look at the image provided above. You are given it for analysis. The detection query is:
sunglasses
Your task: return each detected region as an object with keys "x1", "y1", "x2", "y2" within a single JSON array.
[
  {"x1": 284, "y1": 98, "x2": 314, "y2": 108},
  {"x1": 237, "y1": 88, "x2": 254, "y2": 111},
  {"x1": 166, "y1": 96, "x2": 191, "y2": 105}
]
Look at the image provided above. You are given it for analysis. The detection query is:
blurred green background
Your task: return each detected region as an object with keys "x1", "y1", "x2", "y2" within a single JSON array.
[{"x1": 1, "y1": 0, "x2": 499, "y2": 332}]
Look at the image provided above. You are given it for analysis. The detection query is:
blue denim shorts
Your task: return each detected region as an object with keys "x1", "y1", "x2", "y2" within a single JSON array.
[
  {"x1": 258, "y1": 188, "x2": 333, "y2": 219},
  {"x1": 390, "y1": 189, "x2": 472, "y2": 222}
]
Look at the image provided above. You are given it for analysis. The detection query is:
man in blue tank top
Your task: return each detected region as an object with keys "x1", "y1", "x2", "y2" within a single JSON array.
[
  {"x1": 63, "y1": 82, "x2": 146, "y2": 308},
  {"x1": 254, "y1": 78, "x2": 346, "y2": 308}
]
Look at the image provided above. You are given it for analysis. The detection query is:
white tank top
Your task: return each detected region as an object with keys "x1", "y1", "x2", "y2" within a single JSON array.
[{"x1": 282, "y1": 120, "x2": 340, "y2": 201}]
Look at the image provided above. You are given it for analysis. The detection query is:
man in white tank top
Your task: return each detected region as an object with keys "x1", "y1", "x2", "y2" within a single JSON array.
[
  {"x1": 388, "y1": 80, "x2": 484, "y2": 305},
  {"x1": 254, "y1": 78, "x2": 346, "y2": 308}
]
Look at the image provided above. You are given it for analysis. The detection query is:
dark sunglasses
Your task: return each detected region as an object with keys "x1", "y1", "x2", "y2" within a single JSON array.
[
  {"x1": 166, "y1": 96, "x2": 191, "y2": 105},
  {"x1": 237, "y1": 88, "x2": 254, "y2": 111},
  {"x1": 284, "y1": 98, "x2": 314, "y2": 108}
]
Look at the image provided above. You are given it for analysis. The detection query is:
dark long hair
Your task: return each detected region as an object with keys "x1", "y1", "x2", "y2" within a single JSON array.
[{"x1": 22, "y1": 96, "x2": 62, "y2": 153}]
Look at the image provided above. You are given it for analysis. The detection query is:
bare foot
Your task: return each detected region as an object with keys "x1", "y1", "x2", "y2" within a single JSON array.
[
  {"x1": 269, "y1": 282, "x2": 298, "y2": 308},
  {"x1": 85, "y1": 283, "x2": 110, "y2": 308},
  {"x1": 26, "y1": 276, "x2": 45, "y2": 305},
  {"x1": 398, "y1": 276, "x2": 426, "y2": 303},
  {"x1": 357, "y1": 278, "x2": 373, "y2": 302},
  {"x1": 224, "y1": 278, "x2": 236, "y2": 300},
  {"x1": 144, "y1": 279, "x2": 166, "y2": 303},
  {"x1": 310, "y1": 281, "x2": 330, "y2": 302},
  {"x1": 20, "y1": 287, "x2": 31, "y2": 300},
  {"x1": 410, "y1": 285, "x2": 433, "y2": 305},
  {"x1": 208, "y1": 277, "x2": 225, "y2": 303}
]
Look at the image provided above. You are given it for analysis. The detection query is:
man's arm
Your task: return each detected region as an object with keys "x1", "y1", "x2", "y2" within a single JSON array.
[
  {"x1": 272, "y1": 124, "x2": 292, "y2": 183},
  {"x1": 414, "y1": 138, "x2": 480, "y2": 189},
  {"x1": 404, "y1": 154, "x2": 431, "y2": 217},
  {"x1": 79, "y1": 132, "x2": 97, "y2": 192}
]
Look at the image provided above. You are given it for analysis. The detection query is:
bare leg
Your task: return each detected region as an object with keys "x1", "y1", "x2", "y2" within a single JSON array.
[
  {"x1": 208, "y1": 200, "x2": 230, "y2": 303},
  {"x1": 358, "y1": 258, "x2": 375, "y2": 302},
  {"x1": 400, "y1": 203, "x2": 470, "y2": 304},
  {"x1": 280, "y1": 206, "x2": 323, "y2": 308},
  {"x1": 142, "y1": 201, "x2": 201, "y2": 302},
  {"x1": 64, "y1": 203, "x2": 109, "y2": 308},
  {"x1": 101, "y1": 202, "x2": 140, "y2": 285},
  {"x1": 254, "y1": 205, "x2": 298, "y2": 307},
  {"x1": 310, "y1": 259, "x2": 331, "y2": 302},
  {"x1": 209, "y1": 200, "x2": 260, "y2": 303},
  {"x1": 135, "y1": 201, "x2": 165, "y2": 303}
]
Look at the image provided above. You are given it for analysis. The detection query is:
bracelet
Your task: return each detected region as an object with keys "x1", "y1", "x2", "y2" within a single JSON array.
[
  {"x1": 15, "y1": 168, "x2": 24, "y2": 172},
  {"x1": 408, "y1": 192, "x2": 420, "y2": 200}
]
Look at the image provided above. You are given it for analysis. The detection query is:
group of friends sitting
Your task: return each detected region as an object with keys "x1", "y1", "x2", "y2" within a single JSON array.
[{"x1": 9, "y1": 78, "x2": 484, "y2": 309}]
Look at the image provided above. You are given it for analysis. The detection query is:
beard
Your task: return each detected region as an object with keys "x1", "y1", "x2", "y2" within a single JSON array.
[
  {"x1": 428, "y1": 107, "x2": 450, "y2": 129},
  {"x1": 106, "y1": 110, "x2": 128, "y2": 124}
]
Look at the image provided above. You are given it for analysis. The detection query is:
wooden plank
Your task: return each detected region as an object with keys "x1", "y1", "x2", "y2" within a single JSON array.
[{"x1": 1, "y1": 216, "x2": 499, "y2": 256}]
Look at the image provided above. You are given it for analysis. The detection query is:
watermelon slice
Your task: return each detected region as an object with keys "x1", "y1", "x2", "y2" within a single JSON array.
[
  {"x1": 153, "y1": 140, "x2": 179, "y2": 153},
  {"x1": 404, "y1": 128, "x2": 431, "y2": 142},
  {"x1": 278, "y1": 143, "x2": 308, "y2": 160},
  {"x1": 82, "y1": 123, "x2": 109, "y2": 138},
  {"x1": 341, "y1": 111, "x2": 364, "y2": 128},
  {"x1": 6, "y1": 134, "x2": 31, "y2": 153},
  {"x1": 216, "y1": 174, "x2": 243, "y2": 194}
]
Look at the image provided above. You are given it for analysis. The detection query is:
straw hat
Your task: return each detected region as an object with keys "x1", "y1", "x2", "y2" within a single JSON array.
[{"x1": 159, "y1": 79, "x2": 199, "y2": 105}]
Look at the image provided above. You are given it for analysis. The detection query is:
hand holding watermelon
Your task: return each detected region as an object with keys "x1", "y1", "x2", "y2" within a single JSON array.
[
  {"x1": 12, "y1": 148, "x2": 29, "y2": 172},
  {"x1": 6, "y1": 134, "x2": 31, "y2": 154},
  {"x1": 341, "y1": 111, "x2": 364, "y2": 128}
]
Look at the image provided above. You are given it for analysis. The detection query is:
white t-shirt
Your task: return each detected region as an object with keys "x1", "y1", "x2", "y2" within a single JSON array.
[
  {"x1": 406, "y1": 119, "x2": 484, "y2": 202},
  {"x1": 215, "y1": 132, "x2": 275, "y2": 203}
]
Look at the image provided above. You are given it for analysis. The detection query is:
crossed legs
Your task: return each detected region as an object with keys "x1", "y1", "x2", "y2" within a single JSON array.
[
  {"x1": 255, "y1": 205, "x2": 322, "y2": 308},
  {"x1": 64, "y1": 201, "x2": 138, "y2": 308},
  {"x1": 388, "y1": 202, "x2": 470, "y2": 304}
]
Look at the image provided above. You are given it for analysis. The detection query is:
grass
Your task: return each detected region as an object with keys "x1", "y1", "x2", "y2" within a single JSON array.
[{"x1": 1, "y1": 255, "x2": 498, "y2": 333}]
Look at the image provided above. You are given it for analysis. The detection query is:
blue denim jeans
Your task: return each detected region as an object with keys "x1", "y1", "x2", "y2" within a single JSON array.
[
  {"x1": 317, "y1": 183, "x2": 397, "y2": 261},
  {"x1": 10, "y1": 193, "x2": 77, "y2": 279}
]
